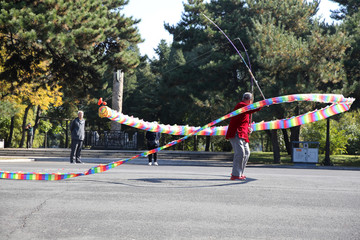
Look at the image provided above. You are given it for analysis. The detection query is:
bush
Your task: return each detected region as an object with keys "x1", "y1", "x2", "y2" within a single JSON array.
[
  {"x1": 300, "y1": 109, "x2": 360, "y2": 155},
  {"x1": 337, "y1": 110, "x2": 360, "y2": 155},
  {"x1": 301, "y1": 119, "x2": 348, "y2": 155}
]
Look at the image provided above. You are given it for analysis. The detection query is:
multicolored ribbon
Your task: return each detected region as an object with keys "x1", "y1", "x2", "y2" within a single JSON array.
[
  {"x1": 99, "y1": 106, "x2": 228, "y2": 136},
  {"x1": 0, "y1": 93, "x2": 355, "y2": 180},
  {"x1": 99, "y1": 93, "x2": 354, "y2": 134}
]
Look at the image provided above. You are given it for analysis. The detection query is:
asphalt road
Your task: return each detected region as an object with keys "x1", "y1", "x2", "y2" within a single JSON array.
[{"x1": 1, "y1": 159, "x2": 359, "y2": 240}]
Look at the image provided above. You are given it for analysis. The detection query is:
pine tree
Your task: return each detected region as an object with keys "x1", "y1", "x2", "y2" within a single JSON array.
[
  {"x1": 331, "y1": 0, "x2": 360, "y2": 108},
  {"x1": 0, "y1": 0, "x2": 142, "y2": 100},
  {"x1": 0, "y1": 0, "x2": 142, "y2": 146},
  {"x1": 164, "y1": 0, "x2": 252, "y2": 125},
  {"x1": 330, "y1": 0, "x2": 360, "y2": 20},
  {"x1": 246, "y1": 0, "x2": 351, "y2": 161}
]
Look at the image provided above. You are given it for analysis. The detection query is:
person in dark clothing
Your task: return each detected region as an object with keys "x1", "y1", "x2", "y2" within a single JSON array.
[
  {"x1": 225, "y1": 92, "x2": 261, "y2": 180},
  {"x1": 70, "y1": 111, "x2": 85, "y2": 164},
  {"x1": 25, "y1": 123, "x2": 33, "y2": 148},
  {"x1": 146, "y1": 131, "x2": 161, "y2": 166}
]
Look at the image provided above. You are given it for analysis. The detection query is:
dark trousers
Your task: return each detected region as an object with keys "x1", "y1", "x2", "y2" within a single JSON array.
[
  {"x1": 147, "y1": 143, "x2": 158, "y2": 162},
  {"x1": 70, "y1": 139, "x2": 83, "y2": 163},
  {"x1": 148, "y1": 152, "x2": 157, "y2": 162},
  {"x1": 26, "y1": 135, "x2": 33, "y2": 148}
]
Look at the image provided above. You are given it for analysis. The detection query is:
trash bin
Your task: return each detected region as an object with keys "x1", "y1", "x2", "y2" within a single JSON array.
[
  {"x1": 292, "y1": 141, "x2": 319, "y2": 163},
  {"x1": 0, "y1": 139, "x2": 4, "y2": 148}
]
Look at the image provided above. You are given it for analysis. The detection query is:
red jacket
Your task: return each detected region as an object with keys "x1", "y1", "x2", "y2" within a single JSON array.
[{"x1": 225, "y1": 101, "x2": 261, "y2": 142}]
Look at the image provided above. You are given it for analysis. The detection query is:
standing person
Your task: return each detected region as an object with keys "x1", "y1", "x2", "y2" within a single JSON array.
[
  {"x1": 225, "y1": 92, "x2": 261, "y2": 180},
  {"x1": 25, "y1": 123, "x2": 33, "y2": 148},
  {"x1": 70, "y1": 111, "x2": 85, "y2": 164},
  {"x1": 146, "y1": 131, "x2": 161, "y2": 166}
]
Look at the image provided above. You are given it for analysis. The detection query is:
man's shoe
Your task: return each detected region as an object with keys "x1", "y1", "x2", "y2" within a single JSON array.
[
  {"x1": 230, "y1": 175, "x2": 240, "y2": 180},
  {"x1": 230, "y1": 175, "x2": 246, "y2": 180},
  {"x1": 148, "y1": 162, "x2": 152, "y2": 166},
  {"x1": 153, "y1": 162, "x2": 158, "y2": 166},
  {"x1": 75, "y1": 160, "x2": 83, "y2": 164}
]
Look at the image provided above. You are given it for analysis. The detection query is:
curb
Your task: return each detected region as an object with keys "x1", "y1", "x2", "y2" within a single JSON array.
[{"x1": 0, "y1": 158, "x2": 35, "y2": 163}]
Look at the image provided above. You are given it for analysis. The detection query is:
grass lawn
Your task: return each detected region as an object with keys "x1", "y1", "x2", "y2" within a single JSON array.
[{"x1": 249, "y1": 152, "x2": 360, "y2": 167}]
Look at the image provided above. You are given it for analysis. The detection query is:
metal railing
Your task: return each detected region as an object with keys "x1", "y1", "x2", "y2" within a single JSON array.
[{"x1": 84, "y1": 131, "x2": 138, "y2": 150}]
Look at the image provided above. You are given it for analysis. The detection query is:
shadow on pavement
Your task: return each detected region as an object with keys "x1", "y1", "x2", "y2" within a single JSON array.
[{"x1": 81, "y1": 177, "x2": 257, "y2": 188}]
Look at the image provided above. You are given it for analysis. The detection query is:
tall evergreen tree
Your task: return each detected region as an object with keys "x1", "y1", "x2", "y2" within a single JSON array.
[
  {"x1": 165, "y1": 0, "x2": 253, "y2": 125},
  {"x1": 0, "y1": 0, "x2": 142, "y2": 146},
  {"x1": 124, "y1": 56, "x2": 159, "y2": 122},
  {"x1": 330, "y1": 0, "x2": 360, "y2": 20},
  {"x1": 159, "y1": 0, "x2": 257, "y2": 151},
  {"x1": 331, "y1": 0, "x2": 360, "y2": 108},
  {"x1": 0, "y1": 0, "x2": 142, "y2": 101},
  {"x1": 246, "y1": 0, "x2": 350, "y2": 161}
]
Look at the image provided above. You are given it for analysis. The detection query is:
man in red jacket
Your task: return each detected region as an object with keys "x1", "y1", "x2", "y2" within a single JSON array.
[{"x1": 226, "y1": 92, "x2": 261, "y2": 180}]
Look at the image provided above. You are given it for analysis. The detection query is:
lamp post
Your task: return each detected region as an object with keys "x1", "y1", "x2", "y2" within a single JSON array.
[{"x1": 324, "y1": 118, "x2": 332, "y2": 166}]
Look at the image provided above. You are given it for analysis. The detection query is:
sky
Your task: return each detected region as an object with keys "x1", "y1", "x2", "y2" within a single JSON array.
[{"x1": 124, "y1": 0, "x2": 340, "y2": 59}]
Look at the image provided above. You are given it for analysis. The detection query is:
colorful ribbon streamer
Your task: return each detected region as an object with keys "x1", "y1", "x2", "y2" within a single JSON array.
[
  {"x1": 98, "y1": 106, "x2": 227, "y2": 136},
  {"x1": 0, "y1": 93, "x2": 355, "y2": 181},
  {"x1": 99, "y1": 93, "x2": 354, "y2": 135}
]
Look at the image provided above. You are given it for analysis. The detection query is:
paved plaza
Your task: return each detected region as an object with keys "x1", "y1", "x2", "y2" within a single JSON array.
[{"x1": 1, "y1": 159, "x2": 360, "y2": 240}]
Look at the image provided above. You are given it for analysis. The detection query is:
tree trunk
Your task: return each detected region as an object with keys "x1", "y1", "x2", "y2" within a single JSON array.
[
  {"x1": 290, "y1": 104, "x2": 301, "y2": 150},
  {"x1": 193, "y1": 135, "x2": 198, "y2": 151},
  {"x1": 290, "y1": 126, "x2": 301, "y2": 148},
  {"x1": 270, "y1": 129, "x2": 281, "y2": 164},
  {"x1": 32, "y1": 106, "x2": 42, "y2": 146},
  {"x1": 282, "y1": 129, "x2": 291, "y2": 155},
  {"x1": 111, "y1": 69, "x2": 124, "y2": 131},
  {"x1": 6, "y1": 116, "x2": 15, "y2": 147},
  {"x1": 20, "y1": 104, "x2": 32, "y2": 148},
  {"x1": 44, "y1": 132, "x2": 48, "y2": 148},
  {"x1": 265, "y1": 130, "x2": 271, "y2": 152},
  {"x1": 205, "y1": 136, "x2": 210, "y2": 152},
  {"x1": 65, "y1": 120, "x2": 69, "y2": 148}
]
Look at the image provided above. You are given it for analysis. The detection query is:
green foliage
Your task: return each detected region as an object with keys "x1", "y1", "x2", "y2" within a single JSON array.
[
  {"x1": 0, "y1": 0, "x2": 143, "y2": 146},
  {"x1": 51, "y1": 124, "x2": 64, "y2": 135},
  {"x1": 298, "y1": 106, "x2": 360, "y2": 156},
  {"x1": 126, "y1": 0, "x2": 358, "y2": 154},
  {"x1": 0, "y1": 100, "x2": 19, "y2": 117},
  {"x1": 122, "y1": 56, "x2": 159, "y2": 122},
  {"x1": 340, "y1": 11, "x2": 360, "y2": 108},
  {"x1": 249, "y1": 152, "x2": 360, "y2": 167},
  {"x1": 301, "y1": 118, "x2": 349, "y2": 155},
  {"x1": 336, "y1": 109, "x2": 360, "y2": 154},
  {"x1": 330, "y1": 0, "x2": 360, "y2": 20},
  {"x1": 0, "y1": 100, "x2": 19, "y2": 141},
  {"x1": 0, "y1": 0, "x2": 358, "y2": 152},
  {"x1": 248, "y1": 0, "x2": 349, "y2": 119},
  {"x1": 39, "y1": 120, "x2": 52, "y2": 133},
  {"x1": 0, "y1": 0, "x2": 141, "y2": 101},
  {"x1": 161, "y1": 0, "x2": 252, "y2": 129},
  {"x1": 0, "y1": 114, "x2": 10, "y2": 140}
]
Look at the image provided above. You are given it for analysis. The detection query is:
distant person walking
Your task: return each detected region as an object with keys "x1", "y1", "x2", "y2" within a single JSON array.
[
  {"x1": 146, "y1": 131, "x2": 160, "y2": 166},
  {"x1": 25, "y1": 123, "x2": 33, "y2": 148},
  {"x1": 70, "y1": 111, "x2": 85, "y2": 164}
]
